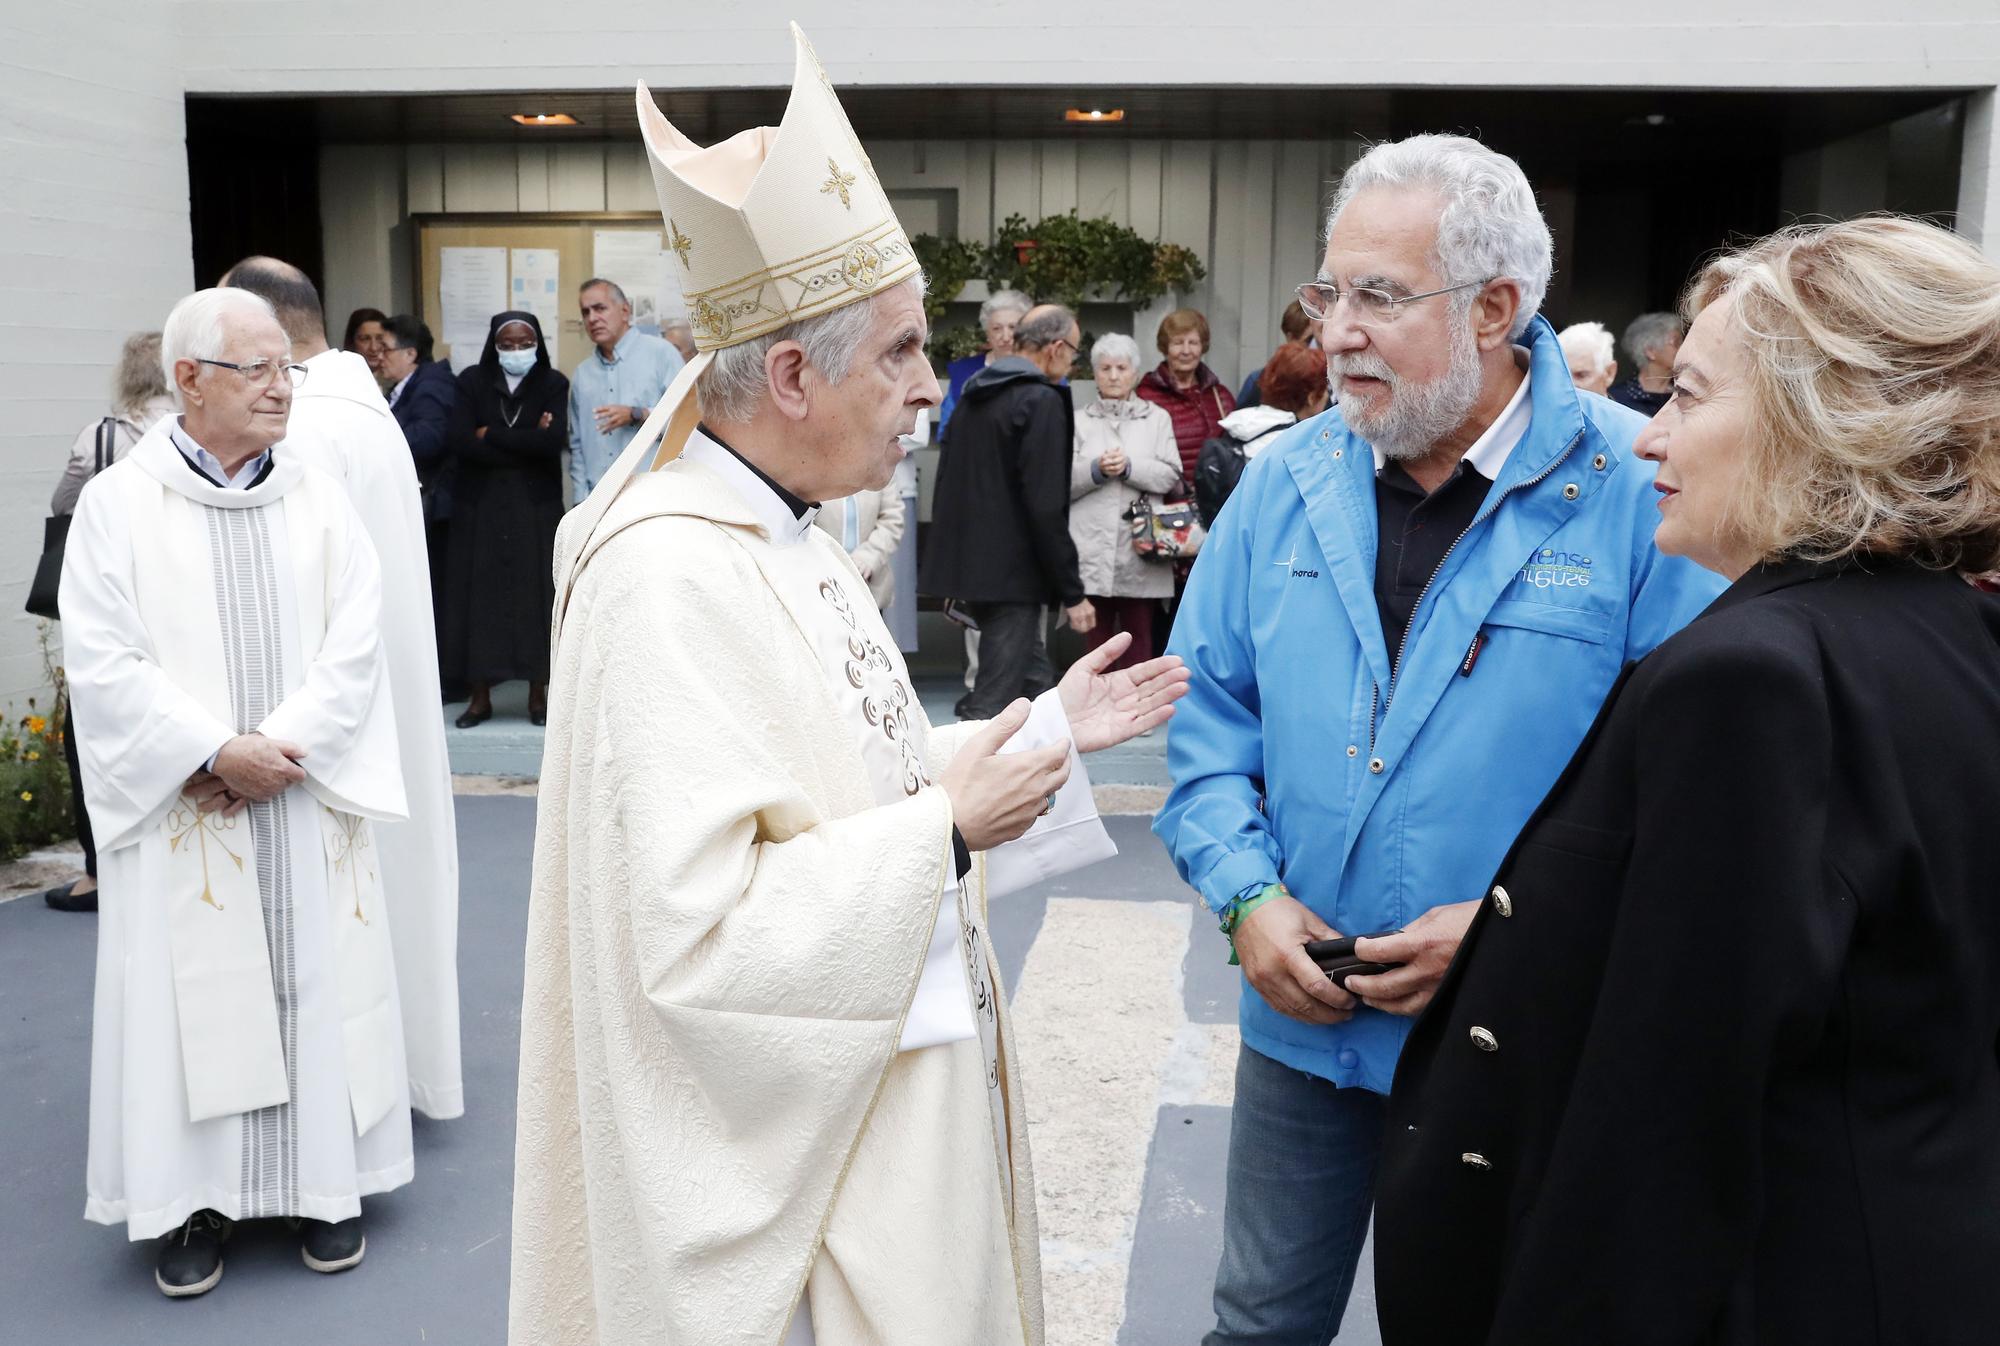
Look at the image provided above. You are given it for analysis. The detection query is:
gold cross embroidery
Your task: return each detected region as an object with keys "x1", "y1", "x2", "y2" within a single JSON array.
[
  {"x1": 326, "y1": 813, "x2": 373, "y2": 924},
  {"x1": 820, "y1": 158, "x2": 857, "y2": 210},
  {"x1": 166, "y1": 798, "x2": 244, "y2": 910},
  {"x1": 667, "y1": 219, "x2": 694, "y2": 269}
]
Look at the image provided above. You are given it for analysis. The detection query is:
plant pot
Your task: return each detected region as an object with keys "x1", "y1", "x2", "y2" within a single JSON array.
[{"x1": 1012, "y1": 239, "x2": 1039, "y2": 265}]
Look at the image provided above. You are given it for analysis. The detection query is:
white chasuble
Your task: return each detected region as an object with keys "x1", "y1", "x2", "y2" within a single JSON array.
[
  {"x1": 510, "y1": 432, "x2": 1112, "y2": 1346},
  {"x1": 286, "y1": 348, "x2": 463, "y2": 1120},
  {"x1": 62, "y1": 422, "x2": 412, "y2": 1240}
]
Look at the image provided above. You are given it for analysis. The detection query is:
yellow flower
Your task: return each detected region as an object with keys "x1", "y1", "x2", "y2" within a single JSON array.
[
  {"x1": 24, "y1": 716, "x2": 46, "y2": 735},
  {"x1": 26, "y1": 751, "x2": 39, "y2": 761},
  {"x1": 18, "y1": 791, "x2": 31, "y2": 802}
]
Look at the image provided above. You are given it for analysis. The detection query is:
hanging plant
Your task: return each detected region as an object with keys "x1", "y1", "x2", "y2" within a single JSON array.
[
  {"x1": 911, "y1": 234, "x2": 988, "y2": 325},
  {"x1": 910, "y1": 213, "x2": 1208, "y2": 318}
]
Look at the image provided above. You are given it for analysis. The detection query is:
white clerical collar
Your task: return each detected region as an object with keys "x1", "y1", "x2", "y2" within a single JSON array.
[
  {"x1": 680, "y1": 428, "x2": 821, "y2": 547},
  {"x1": 170, "y1": 418, "x2": 271, "y2": 489},
  {"x1": 1372, "y1": 345, "x2": 1533, "y2": 478}
]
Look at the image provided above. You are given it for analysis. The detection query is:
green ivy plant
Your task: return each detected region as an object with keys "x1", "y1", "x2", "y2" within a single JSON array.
[
  {"x1": 911, "y1": 212, "x2": 1207, "y2": 319},
  {"x1": 911, "y1": 235, "x2": 988, "y2": 326}
]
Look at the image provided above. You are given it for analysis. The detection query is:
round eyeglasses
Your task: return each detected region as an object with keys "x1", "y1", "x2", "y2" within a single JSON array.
[
  {"x1": 196, "y1": 357, "x2": 309, "y2": 390},
  {"x1": 1294, "y1": 277, "x2": 1492, "y2": 328}
]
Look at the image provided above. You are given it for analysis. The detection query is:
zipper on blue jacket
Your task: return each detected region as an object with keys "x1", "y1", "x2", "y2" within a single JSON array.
[{"x1": 1367, "y1": 428, "x2": 1586, "y2": 751}]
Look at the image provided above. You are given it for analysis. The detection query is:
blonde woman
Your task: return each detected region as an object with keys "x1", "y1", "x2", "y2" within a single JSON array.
[
  {"x1": 1376, "y1": 216, "x2": 2000, "y2": 1346},
  {"x1": 1070, "y1": 334, "x2": 1181, "y2": 667},
  {"x1": 41, "y1": 331, "x2": 172, "y2": 914}
]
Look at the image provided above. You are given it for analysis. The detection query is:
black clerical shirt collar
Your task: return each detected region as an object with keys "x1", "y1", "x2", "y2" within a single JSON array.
[{"x1": 697, "y1": 422, "x2": 817, "y2": 519}]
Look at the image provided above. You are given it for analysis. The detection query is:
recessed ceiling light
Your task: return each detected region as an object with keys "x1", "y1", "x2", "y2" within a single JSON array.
[
  {"x1": 511, "y1": 113, "x2": 580, "y2": 127},
  {"x1": 1064, "y1": 108, "x2": 1126, "y2": 124}
]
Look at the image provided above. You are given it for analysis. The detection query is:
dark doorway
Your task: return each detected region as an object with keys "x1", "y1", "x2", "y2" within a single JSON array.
[{"x1": 186, "y1": 97, "x2": 325, "y2": 291}]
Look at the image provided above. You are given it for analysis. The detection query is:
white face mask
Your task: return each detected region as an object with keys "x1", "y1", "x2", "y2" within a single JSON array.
[{"x1": 497, "y1": 347, "x2": 538, "y2": 377}]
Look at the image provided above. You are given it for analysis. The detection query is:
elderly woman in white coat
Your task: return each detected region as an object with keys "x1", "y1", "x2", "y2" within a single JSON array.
[{"x1": 1070, "y1": 333, "x2": 1183, "y2": 669}]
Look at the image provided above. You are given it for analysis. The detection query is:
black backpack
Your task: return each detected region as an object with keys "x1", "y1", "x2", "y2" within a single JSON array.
[{"x1": 1194, "y1": 430, "x2": 1250, "y2": 530}]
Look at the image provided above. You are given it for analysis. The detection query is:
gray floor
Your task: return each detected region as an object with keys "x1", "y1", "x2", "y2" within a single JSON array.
[{"x1": 0, "y1": 804, "x2": 1378, "y2": 1345}]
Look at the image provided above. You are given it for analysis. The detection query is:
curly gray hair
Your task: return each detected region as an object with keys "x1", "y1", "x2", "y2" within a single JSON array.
[{"x1": 1326, "y1": 134, "x2": 1553, "y2": 340}]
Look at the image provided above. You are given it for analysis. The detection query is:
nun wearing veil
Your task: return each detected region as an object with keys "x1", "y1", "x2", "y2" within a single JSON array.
[{"x1": 445, "y1": 311, "x2": 569, "y2": 727}]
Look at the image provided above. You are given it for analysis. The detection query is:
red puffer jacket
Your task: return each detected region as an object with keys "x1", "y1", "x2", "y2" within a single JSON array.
[{"x1": 1136, "y1": 362, "x2": 1237, "y2": 485}]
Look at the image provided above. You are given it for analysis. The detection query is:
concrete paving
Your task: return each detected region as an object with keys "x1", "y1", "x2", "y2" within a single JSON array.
[{"x1": 0, "y1": 803, "x2": 1380, "y2": 1346}]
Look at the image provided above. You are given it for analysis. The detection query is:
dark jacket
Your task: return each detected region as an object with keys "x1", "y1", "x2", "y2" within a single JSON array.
[
  {"x1": 393, "y1": 357, "x2": 460, "y2": 520},
  {"x1": 920, "y1": 355, "x2": 1084, "y2": 607},
  {"x1": 1135, "y1": 360, "x2": 1235, "y2": 483},
  {"x1": 443, "y1": 311, "x2": 567, "y2": 684},
  {"x1": 1375, "y1": 555, "x2": 2000, "y2": 1346}
]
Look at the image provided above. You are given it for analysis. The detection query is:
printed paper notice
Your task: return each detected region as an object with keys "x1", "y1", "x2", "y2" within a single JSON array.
[
  {"x1": 438, "y1": 246, "x2": 508, "y2": 372},
  {"x1": 591, "y1": 230, "x2": 688, "y2": 332},
  {"x1": 510, "y1": 248, "x2": 562, "y2": 365}
]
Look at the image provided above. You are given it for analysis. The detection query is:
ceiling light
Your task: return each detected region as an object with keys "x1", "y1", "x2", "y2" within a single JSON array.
[
  {"x1": 511, "y1": 113, "x2": 580, "y2": 127},
  {"x1": 1064, "y1": 108, "x2": 1126, "y2": 124}
]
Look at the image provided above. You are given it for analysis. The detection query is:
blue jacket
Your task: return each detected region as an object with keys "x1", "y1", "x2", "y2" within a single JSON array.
[{"x1": 1154, "y1": 317, "x2": 1725, "y2": 1093}]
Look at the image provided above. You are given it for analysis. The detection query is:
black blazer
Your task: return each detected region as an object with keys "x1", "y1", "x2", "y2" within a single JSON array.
[
  {"x1": 1376, "y1": 555, "x2": 2000, "y2": 1346},
  {"x1": 393, "y1": 358, "x2": 460, "y2": 519},
  {"x1": 919, "y1": 356, "x2": 1084, "y2": 607}
]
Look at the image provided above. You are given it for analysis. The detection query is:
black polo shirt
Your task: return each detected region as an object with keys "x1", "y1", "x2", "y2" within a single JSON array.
[{"x1": 1374, "y1": 456, "x2": 1491, "y2": 669}]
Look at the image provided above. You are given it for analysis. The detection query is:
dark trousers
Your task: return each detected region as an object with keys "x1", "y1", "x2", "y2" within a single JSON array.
[
  {"x1": 63, "y1": 702, "x2": 95, "y2": 879},
  {"x1": 959, "y1": 602, "x2": 1054, "y2": 720},
  {"x1": 1083, "y1": 595, "x2": 1158, "y2": 670}
]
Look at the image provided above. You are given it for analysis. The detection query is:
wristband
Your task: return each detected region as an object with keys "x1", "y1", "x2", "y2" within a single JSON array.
[{"x1": 1221, "y1": 882, "x2": 1287, "y2": 965}]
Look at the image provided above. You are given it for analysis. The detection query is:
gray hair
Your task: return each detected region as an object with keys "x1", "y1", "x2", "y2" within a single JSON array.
[
  {"x1": 1326, "y1": 134, "x2": 1553, "y2": 340},
  {"x1": 1557, "y1": 321, "x2": 1616, "y2": 376},
  {"x1": 113, "y1": 332, "x2": 167, "y2": 416},
  {"x1": 697, "y1": 277, "x2": 923, "y2": 424},
  {"x1": 979, "y1": 288, "x2": 1033, "y2": 325},
  {"x1": 580, "y1": 277, "x2": 629, "y2": 306},
  {"x1": 161, "y1": 287, "x2": 281, "y2": 407},
  {"x1": 1013, "y1": 305, "x2": 1076, "y2": 352},
  {"x1": 1622, "y1": 311, "x2": 1683, "y2": 368},
  {"x1": 1090, "y1": 332, "x2": 1141, "y2": 370}
]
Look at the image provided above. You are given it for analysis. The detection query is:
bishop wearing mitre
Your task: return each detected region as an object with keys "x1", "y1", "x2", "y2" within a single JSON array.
[
  {"x1": 508, "y1": 25, "x2": 1188, "y2": 1346},
  {"x1": 62, "y1": 287, "x2": 412, "y2": 1298}
]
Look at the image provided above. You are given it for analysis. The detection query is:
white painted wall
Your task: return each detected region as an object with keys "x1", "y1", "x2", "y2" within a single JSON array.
[
  {"x1": 1, "y1": 3, "x2": 193, "y2": 708},
  {"x1": 173, "y1": 0, "x2": 2000, "y2": 95},
  {"x1": 321, "y1": 136, "x2": 1357, "y2": 390}
]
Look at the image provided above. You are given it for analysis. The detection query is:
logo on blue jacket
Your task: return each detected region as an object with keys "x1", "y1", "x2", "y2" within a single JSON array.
[{"x1": 1517, "y1": 547, "x2": 1593, "y2": 590}]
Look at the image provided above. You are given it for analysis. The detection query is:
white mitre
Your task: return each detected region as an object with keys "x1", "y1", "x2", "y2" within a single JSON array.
[
  {"x1": 553, "y1": 22, "x2": 919, "y2": 630},
  {"x1": 637, "y1": 22, "x2": 918, "y2": 352}
]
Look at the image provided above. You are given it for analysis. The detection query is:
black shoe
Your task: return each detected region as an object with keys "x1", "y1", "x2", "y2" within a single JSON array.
[
  {"x1": 453, "y1": 705, "x2": 491, "y2": 729},
  {"x1": 528, "y1": 706, "x2": 547, "y2": 727},
  {"x1": 156, "y1": 1210, "x2": 230, "y2": 1297},
  {"x1": 300, "y1": 1215, "x2": 366, "y2": 1273},
  {"x1": 42, "y1": 880, "x2": 97, "y2": 913}
]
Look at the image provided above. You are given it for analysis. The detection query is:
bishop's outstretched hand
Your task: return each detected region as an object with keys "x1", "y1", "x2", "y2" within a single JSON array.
[{"x1": 1057, "y1": 633, "x2": 1192, "y2": 754}]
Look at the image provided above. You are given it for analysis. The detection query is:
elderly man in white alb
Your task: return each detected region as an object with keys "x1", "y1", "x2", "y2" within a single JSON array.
[
  {"x1": 61, "y1": 287, "x2": 411, "y2": 1299},
  {"x1": 220, "y1": 256, "x2": 464, "y2": 1125},
  {"x1": 508, "y1": 25, "x2": 1189, "y2": 1346}
]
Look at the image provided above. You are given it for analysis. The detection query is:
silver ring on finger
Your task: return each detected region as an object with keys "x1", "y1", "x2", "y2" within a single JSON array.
[{"x1": 1039, "y1": 793, "x2": 1056, "y2": 816}]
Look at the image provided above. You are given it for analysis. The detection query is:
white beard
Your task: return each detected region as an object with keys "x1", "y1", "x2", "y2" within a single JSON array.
[{"x1": 1330, "y1": 313, "x2": 1484, "y2": 461}]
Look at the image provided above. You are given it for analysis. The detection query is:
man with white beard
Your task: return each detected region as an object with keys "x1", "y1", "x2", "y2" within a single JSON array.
[{"x1": 1153, "y1": 135, "x2": 1725, "y2": 1345}]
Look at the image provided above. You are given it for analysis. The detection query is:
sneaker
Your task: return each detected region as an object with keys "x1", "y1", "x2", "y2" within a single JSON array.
[
  {"x1": 300, "y1": 1215, "x2": 366, "y2": 1273},
  {"x1": 155, "y1": 1210, "x2": 230, "y2": 1297}
]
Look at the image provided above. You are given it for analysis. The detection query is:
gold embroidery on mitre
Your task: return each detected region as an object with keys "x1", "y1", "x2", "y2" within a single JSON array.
[
  {"x1": 820, "y1": 158, "x2": 858, "y2": 209},
  {"x1": 667, "y1": 218, "x2": 694, "y2": 269},
  {"x1": 840, "y1": 240, "x2": 885, "y2": 292},
  {"x1": 692, "y1": 296, "x2": 732, "y2": 344}
]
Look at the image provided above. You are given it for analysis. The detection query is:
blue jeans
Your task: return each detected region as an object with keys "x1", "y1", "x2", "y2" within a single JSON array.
[{"x1": 1205, "y1": 1045, "x2": 1386, "y2": 1346}]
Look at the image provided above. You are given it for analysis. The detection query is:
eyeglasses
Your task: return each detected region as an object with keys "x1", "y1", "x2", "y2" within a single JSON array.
[
  {"x1": 1294, "y1": 277, "x2": 1492, "y2": 328},
  {"x1": 196, "y1": 357, "x2": 309, "y2": 390}
]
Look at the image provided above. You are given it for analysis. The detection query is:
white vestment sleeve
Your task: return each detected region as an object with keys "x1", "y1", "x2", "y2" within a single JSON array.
[
  {"x1": 60, "y1": 482, "x2": 236, "y2": 852},
  {"x1": 260, "y1": 496, "x2": 407, "y2": 822},
  {"x1": 984, "y1": 689, "x2": 1117, "y2": 898}
]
